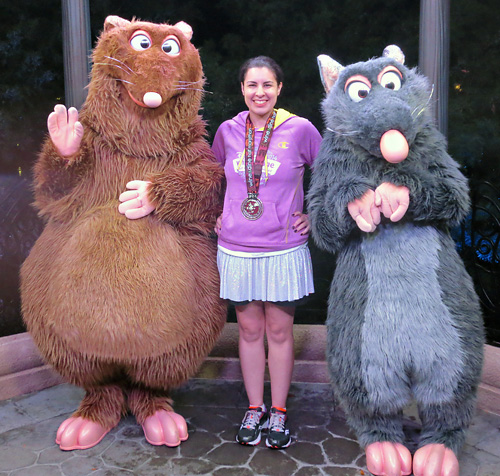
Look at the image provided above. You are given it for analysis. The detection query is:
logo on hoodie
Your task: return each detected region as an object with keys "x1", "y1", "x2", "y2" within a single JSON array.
[{"x1": 233, "y1": 151, "x2": 281, "y2": 186}]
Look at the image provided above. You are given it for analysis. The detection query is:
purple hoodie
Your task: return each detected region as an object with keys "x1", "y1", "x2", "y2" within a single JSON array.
[{"x1": 212, "y1": 109, "x2": 322, "y2": 252}]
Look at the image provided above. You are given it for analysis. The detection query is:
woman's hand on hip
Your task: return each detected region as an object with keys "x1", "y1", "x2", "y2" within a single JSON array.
[
  {"x1": 214, "y1": 214, "x2": 222, "y2": 235},
  {"x1": 292, "y1": 212, "x2": 310, "y2": 236}
]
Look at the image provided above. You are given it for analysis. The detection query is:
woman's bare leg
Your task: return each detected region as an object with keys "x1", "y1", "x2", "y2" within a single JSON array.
[
  {"x1": 236, "y1": 301, "x2": 266, "y2": 406},
  {"x1": 265, "y1": 302, "x2": 295, "y2": 409}
]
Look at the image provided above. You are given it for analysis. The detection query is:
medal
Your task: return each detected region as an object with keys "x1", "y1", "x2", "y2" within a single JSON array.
[
  {"x1": 242, "y1": 110, "x2": 277, "y2": 220},
  {"x1": 241, "y1": 194, "x2": 264, "y2": 220}
]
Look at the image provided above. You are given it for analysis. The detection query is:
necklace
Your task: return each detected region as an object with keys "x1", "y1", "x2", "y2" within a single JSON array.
[{"x1": 241, "y1": 109, "x2": 277, "y2": 220}]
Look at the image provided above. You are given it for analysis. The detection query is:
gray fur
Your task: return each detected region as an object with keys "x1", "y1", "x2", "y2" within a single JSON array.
[
  {"x1": 308, "y1": 49, "x2": 484, "y2": 456},
  {"x1": 361, "y1": 224, "x2": 463, "y2": 408}
]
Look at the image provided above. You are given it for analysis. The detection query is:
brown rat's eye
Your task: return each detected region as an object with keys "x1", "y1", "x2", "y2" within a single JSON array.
[
  {"x1": 162, "y1": 37, "x2": 181, "y2": 56},
  {"x1": 130, "y1": 31, "x2": 152, "y2": 51}
]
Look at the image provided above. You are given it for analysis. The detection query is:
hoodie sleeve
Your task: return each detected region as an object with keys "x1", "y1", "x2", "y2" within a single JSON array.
[
  {"x1": 211, "y1": 124, "x2": 227, "y2": 167},
  {"x1": 297, "y1": 119, "x2": 322, "y2": 167}
]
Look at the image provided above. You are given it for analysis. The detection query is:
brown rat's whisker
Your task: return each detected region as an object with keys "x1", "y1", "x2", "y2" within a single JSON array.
[
  {"x1": 94, "y1": 63, "x2": 135, "y2": 76},
  {"x1": 103, "y1": 56, "x2": 135, "y2": 75},
  {"x1": 173, "y1": 86, "x2": 212, "y2": 94},
  {"x1": 110, "y1": 78, "x2": 135, "y2": 85},
  {"x1": 175, "y1": 80, "x2": 203, "y2": 85}
]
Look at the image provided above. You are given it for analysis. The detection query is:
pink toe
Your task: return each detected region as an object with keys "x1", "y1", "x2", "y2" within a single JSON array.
[
  {"x1": 142, "y1": 413, "x2": 165, "y2": 445},
  {"x1": 366, "y1": 442, "x2": 384, "y2": 474},
  {"x1": 413, "y1": 444, "x2": 459, "y2": 476},
  {"x1": 156, "y1": 411, "x2": 182, "y2": 446},
  {"x1": 394, "y1": 443, "x2": 412, "y2": 475},
  {"x1": 366, "y1": 441, "x2": 412, "y2": 476},
  {"x1": 143, "y1": 410, "x2": 181, "y2": 447},
  {"x1": 167, "y1": 412, "x2": 189, "y2": 441},
  {"x1": 442, "y1": 449, "x2": 460, "y2": 476},
  {"x1": 55, "y1": 417, "x2": 77, "y2": 445},
  {"x1": 76, "y1": 420, "x2": 110, "y2": 449},
  {"x1": 57, "y1": 417, "x2": 110, "y2": 451}
]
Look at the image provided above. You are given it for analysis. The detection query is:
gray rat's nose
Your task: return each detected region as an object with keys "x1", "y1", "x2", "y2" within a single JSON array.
[{"x1": 380, "y1": 129, "x2": 409, "y2": 163}]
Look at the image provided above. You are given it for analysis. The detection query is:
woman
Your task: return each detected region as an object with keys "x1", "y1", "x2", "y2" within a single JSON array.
[{"x1": 212, "y1": 56, "x2": 322, "y2": 449}]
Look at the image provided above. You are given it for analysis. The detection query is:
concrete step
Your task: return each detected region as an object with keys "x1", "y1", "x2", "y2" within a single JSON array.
[
  {"x1": 2, "y1": 324, "x2": 500, "y2": 417},
  {"x1": 197, "y1": 322, "x2": 328, "y2": 383},
  {"x1": 0, "y1": 324, "x2": 328, "y2": 400}
]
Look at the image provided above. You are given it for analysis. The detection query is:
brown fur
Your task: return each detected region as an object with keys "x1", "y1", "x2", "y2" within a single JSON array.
[{"x1": 20, "y1": 17, "x2": 227, "y2": 428}]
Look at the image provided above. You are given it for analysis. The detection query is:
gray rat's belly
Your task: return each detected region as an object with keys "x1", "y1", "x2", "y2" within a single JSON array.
[{"x1": 359, "y1": 223, "x2": 464, "y2": 406}]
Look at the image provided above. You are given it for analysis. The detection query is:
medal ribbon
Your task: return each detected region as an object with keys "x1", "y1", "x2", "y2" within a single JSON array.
[{"x1": 244, "y1": 109, "x2": 277, "y2": 195}]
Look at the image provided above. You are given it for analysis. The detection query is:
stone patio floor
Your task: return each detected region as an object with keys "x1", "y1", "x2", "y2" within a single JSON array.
[{"x1": 1, "y1": 379, "x2": 500, "y2": 476}]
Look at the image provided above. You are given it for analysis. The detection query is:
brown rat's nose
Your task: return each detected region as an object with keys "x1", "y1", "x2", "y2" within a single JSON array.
[
  {"x1": 143, "y1": 92, "x2": 162, "y2": 108},
  {"x1": 380, "y1": 129, "x2": 409, "y2": 163}
]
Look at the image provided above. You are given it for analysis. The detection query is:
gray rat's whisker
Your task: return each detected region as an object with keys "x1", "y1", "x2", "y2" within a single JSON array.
[
  {"x1": 326, "y1": 127, "x2": 360, "y2": 136},
  {"x1": 412, "y1": 85, "x2": 435, "y2": 118},
  {"x1": 103, "y1": 56, "x2": 135, "y2": 75}
]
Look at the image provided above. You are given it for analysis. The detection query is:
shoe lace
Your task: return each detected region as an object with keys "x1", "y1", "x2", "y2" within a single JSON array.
[
  {"x1": 242, "y1": 409, "x2": 262, "y2": 429},
  {"x1": 269, "y1": 411, "x2": 286, "y2": 433}
]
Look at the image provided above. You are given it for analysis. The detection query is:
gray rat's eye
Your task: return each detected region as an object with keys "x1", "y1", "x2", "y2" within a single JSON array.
[
  {"x1": 380, "y1": 71, "x2": 402, "y2": 91},
  {"x1": 162, "y1": 37, "x2": 181, "y2": 56},
  {"x1": 130, "y1": 33, "x2": 152, "y2": 51},
  {"x1": 346, "y1": 81, "x2": 371, "y2": 102}
]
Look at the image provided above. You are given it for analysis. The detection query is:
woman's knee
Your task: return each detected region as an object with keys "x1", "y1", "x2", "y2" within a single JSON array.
[
  {"x1": 239, "y1": 322, "x2": 265, "y2": 343},
  {"x1": 237, "y1": 302, "x2": 265, "y2": 343},
  {"x1": 265, "y1": 307, "x2": 294, "y2": 345},
  {"x1": 266, "y1": 322, "x2": 293, "y2": 345}
]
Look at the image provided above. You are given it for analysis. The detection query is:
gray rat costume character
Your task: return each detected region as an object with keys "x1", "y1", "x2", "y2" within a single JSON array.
[{"x1": 307, "y1": 46, "x2": 484, "y2": 476}]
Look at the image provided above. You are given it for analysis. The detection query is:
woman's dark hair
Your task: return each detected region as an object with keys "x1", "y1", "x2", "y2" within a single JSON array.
[{"x1": 239, "y1": 56, "x2": 284, "y2": 84}]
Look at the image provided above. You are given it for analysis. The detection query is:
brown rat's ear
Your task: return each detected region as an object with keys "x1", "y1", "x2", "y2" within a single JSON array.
[
  {"x1": 317, "y1": 55, "x2": 344, "y2": 94},
  {"x1": 174, "y1": 21, "x2": 193, "y2": 41},
  {"x1": 383, "y1": 45, "x2": 405, "y2": 65},
  {"x1": 104, "y1": 15, "x2": 131, "y2": 32}
]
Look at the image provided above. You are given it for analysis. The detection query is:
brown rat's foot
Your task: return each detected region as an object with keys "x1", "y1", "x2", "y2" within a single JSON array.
[
  {"x1": 55, "y1": 416, "x2": 113, "y2": 450},
  {"x1": 142, "y1": 410, "x2": 188, "y2": 446},
  {"x1": 413, "y1": 444, "x2": 459, "y2": 476},
  {"x1": 127, "y1": 388, "x2": 188, "y2": 446},
  {"x1": 366, "y1": 441, "x2": 412, "y2": 476},
  {"x1": 55, "y1": 385, "x2": 126, "y2": 450}
]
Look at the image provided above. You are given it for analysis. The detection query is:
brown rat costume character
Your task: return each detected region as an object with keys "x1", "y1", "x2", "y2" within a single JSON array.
[{"x1": 20, "y1": 15, "x2": 227, "y2": 450}]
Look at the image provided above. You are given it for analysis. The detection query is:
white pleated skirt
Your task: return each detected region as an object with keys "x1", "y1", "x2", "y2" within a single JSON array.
[{"x1": 217, "y1": 243, "x2": 315, "y2": 303}]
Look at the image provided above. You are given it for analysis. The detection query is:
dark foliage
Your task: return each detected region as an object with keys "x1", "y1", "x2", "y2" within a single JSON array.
[{"x1": 1, "y1": 0, "x2": 498, "y2": 337}]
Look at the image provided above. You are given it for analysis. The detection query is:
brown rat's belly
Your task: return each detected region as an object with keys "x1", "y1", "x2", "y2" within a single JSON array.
[{"x1": 21, "y1": 206, "x2": 207, "y2": 360}]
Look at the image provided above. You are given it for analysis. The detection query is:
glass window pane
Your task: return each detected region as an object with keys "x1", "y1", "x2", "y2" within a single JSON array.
[
  {"x1": 1, "y1": 2, "x2": 64, "y2": 336},
  {"x1": 449, "y1": 0, "x2": 500, "y2": 345}
]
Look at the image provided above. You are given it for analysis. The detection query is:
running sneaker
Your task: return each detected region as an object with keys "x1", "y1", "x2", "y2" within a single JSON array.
[
  {"x1": 265, "y1": 406, "x2": 291, "y2": 449},
  {"x1": 236, "y1": 405, "x2": 269, "y2": 445}
]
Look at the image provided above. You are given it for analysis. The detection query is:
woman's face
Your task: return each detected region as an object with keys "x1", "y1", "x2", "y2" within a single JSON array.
[{"x1": 241, "y1": 67, "x2": 282, "y2": 123}]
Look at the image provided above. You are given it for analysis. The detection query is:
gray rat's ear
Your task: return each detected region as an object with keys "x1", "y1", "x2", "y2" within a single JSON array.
[
  {"x1": 383, "y1": 45, "x2": 405, "y2": 65},
  {"x1": 104, "y1": 16, "x2": 131, "y2": 32},
  {"x1": 317, "y1": 55, "x2": 344, "y2": 94},
  {"x1": 174, "y1": 21, "x2": 193, "y2": 41}
]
